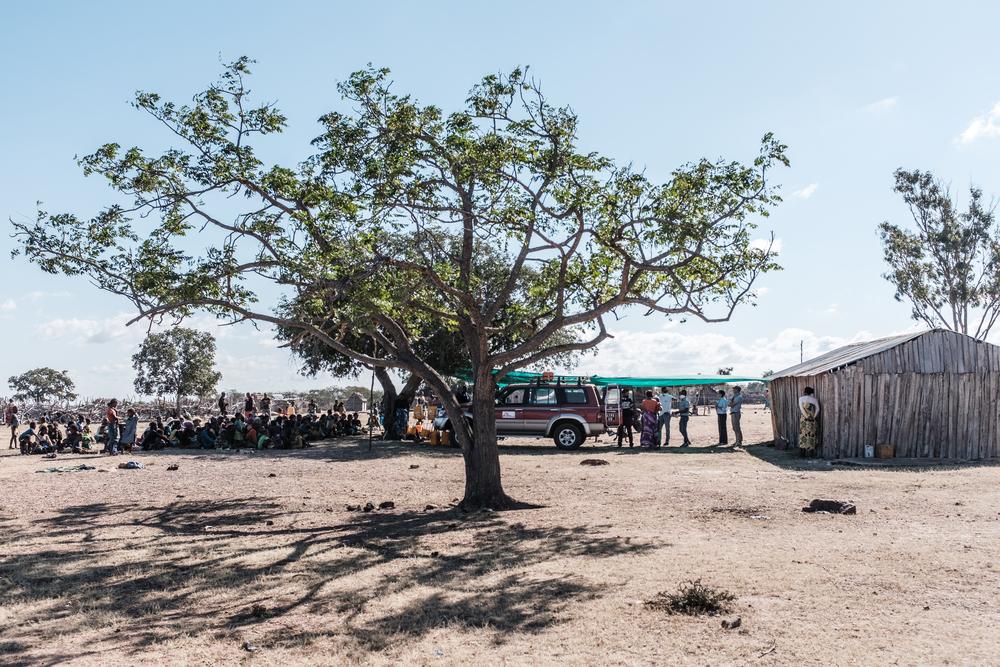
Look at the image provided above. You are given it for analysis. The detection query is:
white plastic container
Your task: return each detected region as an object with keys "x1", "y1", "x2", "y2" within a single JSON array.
[{"x1": 864, "y1": 444, "x2": 875, "y2": 458}]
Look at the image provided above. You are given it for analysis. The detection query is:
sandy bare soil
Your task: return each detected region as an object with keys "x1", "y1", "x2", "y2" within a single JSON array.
[{"x1": 2, "y1": 409, "x2": 999, "y2": 666}]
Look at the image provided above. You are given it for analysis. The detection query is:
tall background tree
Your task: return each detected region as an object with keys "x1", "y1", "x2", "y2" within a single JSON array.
[
  {"x1": 879, "y1": 168, "x2": 1000, "y2": 340},
  {"x1": 8, "y1": 368, "x2": 77, "y2": 406},
  {"x1": 132, "y1": 328, "x2": 222, "y2": 414},
  {"x1": 12, "y1": 59, "x2": 784, "y2": 508}
]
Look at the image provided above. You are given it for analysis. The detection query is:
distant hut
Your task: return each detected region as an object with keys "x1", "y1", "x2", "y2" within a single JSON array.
[
  {"x1": 768, "y1": 330, "x2": 1000, "y2": 460},
  {"x1": 344, "y1": 392, "x2": 367, "y2": 413}
]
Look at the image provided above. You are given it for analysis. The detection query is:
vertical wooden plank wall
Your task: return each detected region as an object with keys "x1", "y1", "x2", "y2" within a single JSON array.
[{"x1": 768, "y1": 331, "x2": 1000, "y2": 460}]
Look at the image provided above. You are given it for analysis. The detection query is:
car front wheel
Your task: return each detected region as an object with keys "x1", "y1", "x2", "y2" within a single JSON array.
[{"x1": 553, "y1": 422, "x2": 585, "y2": 450}]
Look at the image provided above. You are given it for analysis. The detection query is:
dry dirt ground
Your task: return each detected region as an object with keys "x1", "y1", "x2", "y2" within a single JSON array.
[{"x1": 2, "y1": 410, "x2": 999, "y2": 666}]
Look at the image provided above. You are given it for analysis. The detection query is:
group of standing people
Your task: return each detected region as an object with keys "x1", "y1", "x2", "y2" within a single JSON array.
[{"x1": 617, "y1": 386, "x2": 745, "y2": 449}]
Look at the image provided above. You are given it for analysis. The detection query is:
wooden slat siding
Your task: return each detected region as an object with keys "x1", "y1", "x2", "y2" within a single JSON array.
[
  {"x1": 986, "y1": 374, "x2": 993, "y2": 459},
  {"x1": 962, "y1": 373, "x2": 972, "y2": 459},
  {"x1": 830, "y1": 373, "x2": 841, "y2": 457},
  {"x1": 885, "y1": 373, "x2": 909, "y2": 457},
  {"x1": 896, "y1": 373, "x2": 917, "y2": 457},
  {"x1": 993, "y1": 373, "x2": 1000, "y2": 459},
  {"x1": 771, "y1": 330, "x2": 1000, "y2": 460},
  {"x1": 921, "y1": 378, "x2": 933, "y2": 458}
]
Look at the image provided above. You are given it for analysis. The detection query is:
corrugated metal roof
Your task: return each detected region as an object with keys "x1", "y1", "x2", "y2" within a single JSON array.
[{"x1": 769, "y1": 331, "x2": 929, "y2": 379}]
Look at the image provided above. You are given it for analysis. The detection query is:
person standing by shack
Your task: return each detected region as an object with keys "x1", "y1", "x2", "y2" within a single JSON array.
[
  {"x1": 657, "y1": 387, "x2": 674, "y2": 447},
  {"x1": 730, "y1": 386, "x2": 744, "y2": 448},
  {"x1": 715, "y1": 390, "x2": 728, "y2": 446},
  {"x1": 640, "y1": 390, "x2": 660, "y2": 448},
  {"x1": 676, "y1": 389, "x2": 692, "y2": 447},
  {"x1": 617, "y1": 389, "x2": 636, "y2": 447},
  {"x1": 798, "y1": 386, "x2": 820, "y2": 457},
  {"x1": 218, "y1": 392, "x2": 229, "y2": 417}
]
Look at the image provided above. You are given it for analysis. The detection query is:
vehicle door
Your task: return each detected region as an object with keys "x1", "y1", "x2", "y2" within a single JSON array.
[
  {"x1": 561, "y1": 385, "x2": 600, "y2": 433},
  {"x1": 600, "y1": 385, "x2": 622, "y2": 431},
  {"x1": 495, "y1": 386, "x2": 526, "y2": 434},
  {"x1": 524, "y1": 386, "x2": 560, "y2": 433}
]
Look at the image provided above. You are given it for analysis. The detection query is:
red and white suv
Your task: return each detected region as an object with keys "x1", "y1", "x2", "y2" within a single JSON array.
[{"x1": 434, "y1": 381, "x2": 621, "y2": 449}]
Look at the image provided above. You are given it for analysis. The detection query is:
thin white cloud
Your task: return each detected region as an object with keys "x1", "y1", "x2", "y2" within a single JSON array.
[
  {"x1": 561, "y1": 326, "x2": 883, "y2": 379},
  {"x1": 26, "y1": 290, "x2": 73, "y2": 301},
  {"x1": 792, "y1": 183, "x2": 818, "y2": 199},
  {"x1": 864, "y1": 96, "x2": 898, "y2": 113},
  {"x1": 36, "y1": 315, "x2": 136, "y2": 344},
  {"x1": 749, "y1": 237, "x2": 783, "y2": 254},
  {"x1": 957, "y1": 102, "x2": 1000, "y2": 144},
  {"x1": 0, "y1": 299, "x2": 15, "y2": 312}
]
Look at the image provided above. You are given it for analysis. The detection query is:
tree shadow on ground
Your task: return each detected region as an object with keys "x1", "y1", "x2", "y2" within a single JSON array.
[{"x1": 0, "y1": 496, "x2": 655, "y2": 663}]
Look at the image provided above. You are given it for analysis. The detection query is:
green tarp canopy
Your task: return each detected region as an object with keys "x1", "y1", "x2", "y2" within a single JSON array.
[
  {"x1": 455, "y1": 370, "x2": 765, "y2": 387},
  {"x1": 589, "y1": 375, "x2": 766, "y2": 387}
]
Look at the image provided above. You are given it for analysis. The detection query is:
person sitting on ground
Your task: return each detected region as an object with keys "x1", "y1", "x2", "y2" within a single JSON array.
[
  {"x1": 48, "y1": 423, "x2": 64, "y2": 451},
  {"x1": 322, "y1": 409, "x2": 335, "y2": 437},
  {"x1": 141, "y1": 423, "x2": 169, "y2": 450},
  {"x1": 36, "y1": 427, "x2": 54, "y2": 454},
  {"x1": 231, "y1": 414, "x2": 246, "y2": 448},
  {"x1": 177, "y1": 419, "x2": 196, "y2": 448},
  {"x1": 64, "y1": 420, "x2": 82, "y2": 452},
  {"x1": 267, "y1": 419, "x2": 282, "y2": 448},
  {"x1": 307, "y1": 416, "x2": 322, "y2": 441},
  {"x1": 245, "y1": 420, "x2": 258, "y2": 448},
  {"x1": 19, "y1": 422, "x2": 37, "y2": 455},
  {"x1": 196, "y1": 421, "x2": 217, "y2": 449}
]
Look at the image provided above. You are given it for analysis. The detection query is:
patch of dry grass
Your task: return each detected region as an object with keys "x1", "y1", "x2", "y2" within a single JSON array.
[{"x1": 644, "y1": 579, "x2": 736, "y2": 616}]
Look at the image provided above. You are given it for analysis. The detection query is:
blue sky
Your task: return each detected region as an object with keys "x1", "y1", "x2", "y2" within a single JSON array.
[{"x1": 3, "y1": 1, "x2": 1000, "y2": 397}]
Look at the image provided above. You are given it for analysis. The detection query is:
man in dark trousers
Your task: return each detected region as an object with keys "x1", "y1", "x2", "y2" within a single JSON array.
[
  {"x1": 715, "y1": 389, "x2": 729, "y2": 446},
  {"x1": 617, "y1": 389, "x2": 636, "y2": 447}
]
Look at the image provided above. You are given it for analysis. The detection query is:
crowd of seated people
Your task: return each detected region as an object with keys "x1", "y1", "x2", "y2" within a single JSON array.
[
  {"x1": 15, "y1": 412, "x2": 98, "y2": 455},
  {"x1": 135, "y1": 410, "x2": 365, "y2": 450},
  {"x1": 12, "y1": 398, "x2": 367, "y2": 456}
]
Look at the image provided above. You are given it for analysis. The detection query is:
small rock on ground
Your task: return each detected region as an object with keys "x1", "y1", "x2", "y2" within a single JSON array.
[
  {"x1": 721, "y1": 616, "x2": 742, "y2": 629},
  {"x1": 802, "y1": 499, "x2": 856, "y2": 514},
  {"x1": 580, "y1": 459, "x2": 610, "y2": 466}
]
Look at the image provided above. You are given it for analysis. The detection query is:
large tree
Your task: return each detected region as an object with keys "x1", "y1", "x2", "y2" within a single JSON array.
[
  {"x1": 277, "y1": 250, "x2": 585, "y2": 441},
  {"x1": 879, "y1": 168, "x2": 1000, "y2": 339},
  {"x1": 132, "y1": 327, "x2": 222, "y2": 414},
  {"x1": 12, "y1": 59, "x2": 784, "y2": 508},
  {"x1": 8, "y1": 367, "x2": 77, "y2": 406}
]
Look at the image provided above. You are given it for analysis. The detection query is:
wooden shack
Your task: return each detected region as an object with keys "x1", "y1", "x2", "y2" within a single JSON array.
[
  {"x1": 768, "y1": 329, "x2": 1000, "y2": 460},
  {"x1": 344, "y1": 392, "x2": 367, "y2": 413}
]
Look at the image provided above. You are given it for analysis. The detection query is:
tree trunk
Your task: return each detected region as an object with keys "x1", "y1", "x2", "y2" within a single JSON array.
[
  {"x1": 175, "y1": 393, "x2": 182, "y2": 418},
  {"x1": 460, "y1": 368, "x2": 514, "y2": 509},
  {"x1": 377, "y1": 370, "x2": 421, "y2": 441},
  {"x1": 375, "y1": 368, "x2": 400, "y2": 440}
]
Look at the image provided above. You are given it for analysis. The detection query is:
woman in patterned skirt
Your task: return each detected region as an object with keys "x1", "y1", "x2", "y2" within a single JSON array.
[
  {"x1": 640, "y1": 390, "x2": 661, "y2": 448},
  {"x1": 798, "y1": 386, "x2": 820, "y2": 457}
]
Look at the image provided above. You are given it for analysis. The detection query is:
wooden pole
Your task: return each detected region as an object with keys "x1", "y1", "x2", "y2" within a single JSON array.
[{"x1": 368, "y1": 363, "x2": 376, "y2": 453}]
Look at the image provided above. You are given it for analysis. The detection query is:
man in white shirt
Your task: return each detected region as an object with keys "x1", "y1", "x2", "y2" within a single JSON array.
[
  {"x1": 715, "y1": 390, "x2": 729, "y2": 445},
  {"x1": 657, "y1": 388, "x2": 674, "y2": 447}
]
